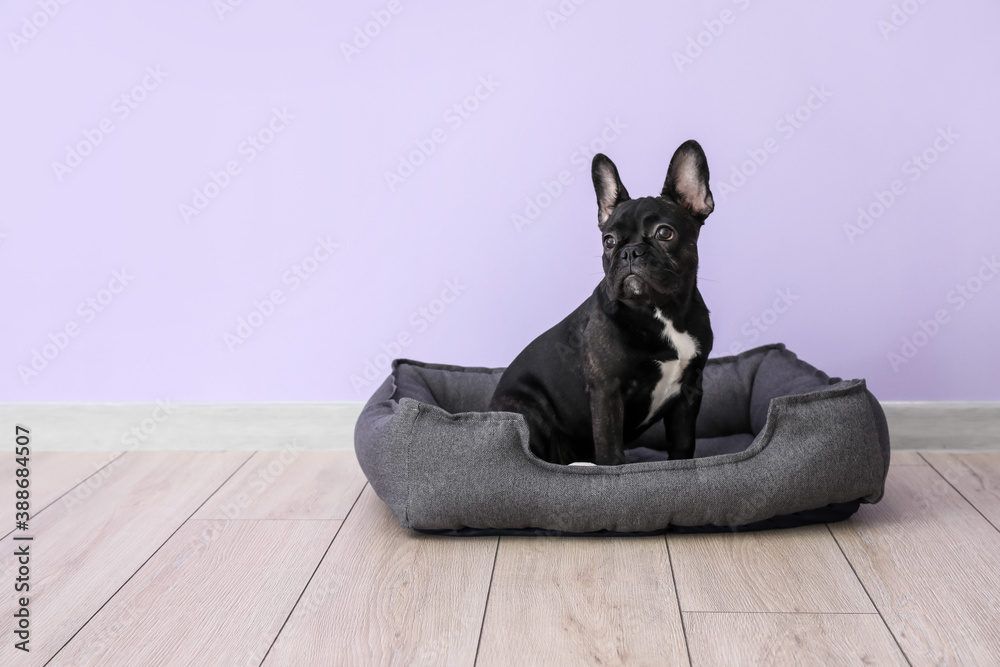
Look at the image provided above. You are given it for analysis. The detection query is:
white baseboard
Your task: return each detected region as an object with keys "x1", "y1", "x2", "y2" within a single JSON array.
[
  {"x1": 880, "y1": 402, "x2": 1000, "y2": 450},
  {"x1": 1, "y1": 401, "x2": 998, "y2": 452},
  {"x1": 0, "y1": 402, "x2": 364, "y2": 452}
]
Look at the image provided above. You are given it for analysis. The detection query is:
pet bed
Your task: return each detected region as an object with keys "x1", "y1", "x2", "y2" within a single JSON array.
[{"x1": 353, "y1": 344, "x2": 889, "y2": 534}]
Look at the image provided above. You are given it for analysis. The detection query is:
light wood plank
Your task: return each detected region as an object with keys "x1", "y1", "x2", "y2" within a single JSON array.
[
  {"x1": 476, "y1": 536, "x2": 687, "y2": 667},
  {"x1": 0, "y1": 451, "x2": 123, "y2": 531},
  {"x1": 685, "y1": 612, "x2": 907, "y2": 666},
  {"x1": 830, "y1": 465, "x2": 1000, "y2": 665},
  {"x1": 891, "y1": 450, "x2": 928, "y2": 466},
  {"x1": 263, "y1": 486, "x2": 496, "y2": 666},
  {"x1": 194, "y1": 450, "x2": 366, "y2": 521},
  {"x1": 0, "y1": 451, "x2": 248, "y2": 666},
  {"x1": 51, "y1": 519, "x2": 341, "y2": 666},
  {"x1": 921, "y1": 451, "x2": 1000, "y2": 529},
  {"x1": 668, "y1": 525, "x2": 873, "y2": 613}
]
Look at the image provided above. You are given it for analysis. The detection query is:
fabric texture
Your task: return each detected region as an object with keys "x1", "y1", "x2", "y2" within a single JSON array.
[{"x1": 353, "y1": 344, "x2": 890, "y2": 533}]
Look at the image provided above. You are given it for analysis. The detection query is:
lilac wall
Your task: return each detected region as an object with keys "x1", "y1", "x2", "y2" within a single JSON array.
[{"x1": 3, "y1": 1, "x2": 998, "y2": 402}]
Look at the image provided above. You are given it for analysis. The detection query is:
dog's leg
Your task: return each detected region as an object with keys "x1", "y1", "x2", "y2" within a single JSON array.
[
  {"x1": 590, "y1": 386, "x2": 627, "y2": 465},
  {"x1": 663, "y1": 375, "x2": 702, "y2": 460}
]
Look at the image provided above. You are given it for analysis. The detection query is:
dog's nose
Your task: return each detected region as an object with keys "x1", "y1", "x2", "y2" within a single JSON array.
[{"x1": 619, "y1": 245, "x2": 645, "y2": 261}]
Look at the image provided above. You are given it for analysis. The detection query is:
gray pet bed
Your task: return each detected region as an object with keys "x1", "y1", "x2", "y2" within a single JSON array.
[{"x1": 354, "y1": 344, "x2": 890, "y2": 534}]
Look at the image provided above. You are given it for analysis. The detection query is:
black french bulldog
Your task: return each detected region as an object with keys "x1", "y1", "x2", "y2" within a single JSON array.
[{"x1": 489, "y1": 140, "x2": 715, "y2": 466}]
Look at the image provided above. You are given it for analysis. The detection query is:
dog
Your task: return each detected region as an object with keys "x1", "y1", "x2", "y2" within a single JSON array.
[{"x1": 489, "y1": 140, "x2": 715, "y2": 465}]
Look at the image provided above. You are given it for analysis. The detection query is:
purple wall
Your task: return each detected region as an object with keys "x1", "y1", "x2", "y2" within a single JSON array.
[{"x1": 3, "y1": 1, "x2": 998, "y2": 402}]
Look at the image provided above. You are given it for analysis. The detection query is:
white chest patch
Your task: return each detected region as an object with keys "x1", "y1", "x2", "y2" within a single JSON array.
[{"x1": 641, "y1": 309, "x2": 700, "y2": 426}]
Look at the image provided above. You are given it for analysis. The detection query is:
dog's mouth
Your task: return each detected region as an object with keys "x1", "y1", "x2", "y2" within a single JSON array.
[
  {"x1": 615, "y1": 266, "x2": 683, "y2": 303},
  {"x1": 622, "y1": 274, "x2": 646, "y2": 298}
]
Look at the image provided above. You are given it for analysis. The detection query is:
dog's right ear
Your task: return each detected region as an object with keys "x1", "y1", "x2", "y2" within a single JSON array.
[
  {"x1": 662, "y1": 140, "x2": 714, "y2": 219},
  {"x1": 592, "y1": 154, "x2": 630, "y2": 230}
]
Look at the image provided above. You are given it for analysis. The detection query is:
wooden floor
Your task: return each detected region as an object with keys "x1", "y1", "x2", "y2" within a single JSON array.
[{"x1": 3, "y1": 450, "x2": 1000, "y2": 666}]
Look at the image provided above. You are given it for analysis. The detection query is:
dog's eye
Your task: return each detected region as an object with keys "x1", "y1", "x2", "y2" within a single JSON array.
[
  {"x1": 603, "y1": 235, "x2": 616, "y2": 249},
  {"x1": 655, "y1": 226, "x2": 676, "y2": 241}
]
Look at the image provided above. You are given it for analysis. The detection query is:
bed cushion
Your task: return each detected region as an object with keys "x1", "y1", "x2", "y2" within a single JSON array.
[{"x1": 353, "y1": 344, "x2": 889, "y2": 534}]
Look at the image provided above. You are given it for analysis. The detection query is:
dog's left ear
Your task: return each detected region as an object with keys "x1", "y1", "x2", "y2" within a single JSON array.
[
  {"x1": 592, "y1": 154, "x2": 630, "y2": 230},
  {"x1": 662, "y1": 140, "x2": 714, "y2": 220}
]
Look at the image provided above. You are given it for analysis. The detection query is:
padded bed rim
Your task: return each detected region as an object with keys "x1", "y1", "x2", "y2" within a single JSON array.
[
  {"x1": 397, "y1": 379, "x2": 873, "y2": 476},
  {"x1": 354, "y1": 345, "x2": 888, "y2": 532}
]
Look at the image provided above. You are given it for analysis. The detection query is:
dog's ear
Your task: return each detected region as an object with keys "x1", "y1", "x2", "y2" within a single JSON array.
[
  {"x1": 592, "y1": 154, "x2": 630, "y2": 230},
  {"x1": 662, "y1": 140, "x2": 714, "y2": 219}
]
